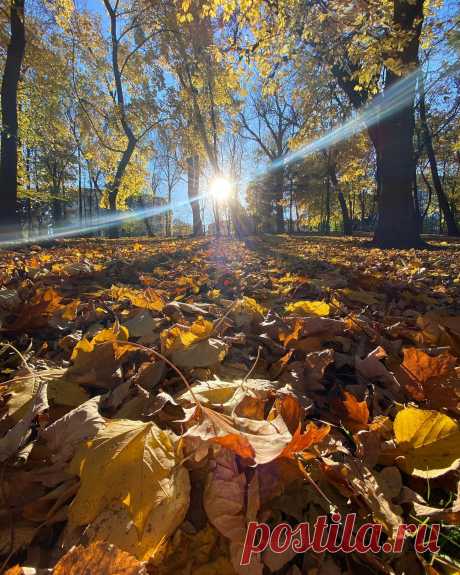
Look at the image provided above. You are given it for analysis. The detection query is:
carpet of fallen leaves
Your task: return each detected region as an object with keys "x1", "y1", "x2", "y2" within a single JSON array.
[{"x1": 0, "y1": 234, "x2": 460, "y2": 575}]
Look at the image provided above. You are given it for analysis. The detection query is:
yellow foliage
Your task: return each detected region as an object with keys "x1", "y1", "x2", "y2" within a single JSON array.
[
  {"x1": 69, "y1": 419, "x2": 190, "y2": 538},
  {"x1": 285, "y1": 300, "x2": 330, "y2": 317},
  {"x1": 394, "y1": 407, "x2": 460, "y2": 478}
]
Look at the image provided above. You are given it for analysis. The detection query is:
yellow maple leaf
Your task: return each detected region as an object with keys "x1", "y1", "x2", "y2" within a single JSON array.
[
  {"x1": 111, "y1": 285, "x2": 165, "y2": 312},
  {"x1": 161, "y1": 317, "x2": 214, "y2": 353},
  {"x1": 285, "y1": 300, "x2": 330, "y2": 317},
  {"x1": 68, "y1": 419, "x2": 190, "y2": 538},
  {"x1": 393, "y1": 407, "x2": 460, "y2": 478}
]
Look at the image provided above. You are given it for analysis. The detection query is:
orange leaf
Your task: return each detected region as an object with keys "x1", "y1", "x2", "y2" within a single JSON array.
[
  {"x1": 213, "y1": 433, "x2": 256, "y2": 460},
  {"x1": 281, "y1": 422, "x2": 330, "y2": 459},
  {"x1": 275, "y1": 394, "x2": 301, "y2": 434},
  {"x1": 4, "y1": 567, "x2": 24, "y2": 575},
  {"x1": 402, "y1": 347, "x2": 457, "y2": 384},
  {"x1": 279, "y1": 319, "x2": 303, "y2": 347},
  {"x1": 336, "y1": 391, "x2": 369, "y2": 432}
]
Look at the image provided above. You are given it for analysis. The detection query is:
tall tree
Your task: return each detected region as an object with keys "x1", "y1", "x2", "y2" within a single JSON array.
[
  {"x1": 206, "y1": 0, "x2": 428, "y2": 247},
  {"x1": 239, "y1": 86, "x2": 300, "y2": 233},
  {"x1": 418, "y1": 73, "x2": 459, "y2": 236},
  {"x1": 0, "y1": 0, "x2": 25, "y2": 231}
]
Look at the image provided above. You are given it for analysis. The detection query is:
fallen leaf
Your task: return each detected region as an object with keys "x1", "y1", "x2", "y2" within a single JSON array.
[
  {"x1": 393, "y1": 407, "x2": 460, "y2": 477},
  {"x1": 280, "y1": 422, "x2": 330, "y2": 459},
  {"x1": 285, "y1": 300, "x2": 330, "y2": 317},
  {"x1": 230, "y1": 297, "x2": 265, "y2": 328},
  {"x1": 341, "y1": 288, "x2": 380, "y2": 305},
  {"x1": 334, "y1": 390, "x2": 369, "y2": 433},
  {"x1": 53, "y1": 541, "x2": 146, "y2": 574},
  {"x1": 68, "y1": 419, "x2": 190, "y2": 537},
  {"x1": 204, "y1": 449, "x2": 262, "y2": 575},
  {"x1": 111, "y1": 285, "x2": 165, "y2": 312},
  {"x1": 68, "y1": 323, "x2": 137, "y2": 386},
  {"x1": 402, "y1": 347, "x2": 457, "y2": 384},
  {"x1": 0, "y1": 380, "x2": 48, "y2": 462},
  {"x1": 39, "y1": 396, "x2": 105, "y2": 464}
]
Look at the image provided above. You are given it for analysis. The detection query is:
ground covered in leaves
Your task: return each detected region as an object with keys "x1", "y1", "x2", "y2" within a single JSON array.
[{"x1": 0, "y1": 234, "x2": 460, "y2": 575}]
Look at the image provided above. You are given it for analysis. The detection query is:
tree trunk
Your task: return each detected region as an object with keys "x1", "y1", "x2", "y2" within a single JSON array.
[
  {"x1": 0, "y1": 0, "x2": 25, "y2": 232},
  {"x1": 78, "y1": 147, "x2": 83, "y2": 225},
  {"x1": 324, "y1": 175, "x2": 331, "y2": 234},
  {"x1": 103, "y1": 0, "x2": 138, "y2": 239},
  {"x1": 187, "y1": 155, "x2": 203, "y2": 236},
  {"x1": 288, "y1": 177, "x2": 294, "y2": 233},
  {"x1": 333, "y1": 0, "x2": 424, "y2": 248},
  {"x1": 368, "y1": 96, "x2": 421, "y2": 247},
  {"x1": 106, "y1": 140, "x2": 135, "y2": 237},
  {"x1": 419, "y1": 77, "x2": 459, "y2": 236},
  {"x1": 338, "y1": 191, "x2": 353, "y2": 236},
  {"x1": 274, "y1": 167, "x2": 285, "y2": 233},
  {"x1": 371, "y1": 0, "x2": 424, "y2": 247},
  {"x1": 328, "y1": 157, "x2": 352, "y2": 236},
  {"x1": 166, "y1": 186, "x2": 172, "y2": 236}
]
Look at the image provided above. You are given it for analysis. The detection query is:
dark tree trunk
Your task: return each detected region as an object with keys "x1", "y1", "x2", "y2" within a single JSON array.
[
  {"x1": 103, "y1": 0, "x2": 139, "y2": 239},
  {"x1": 107, "y1": 140, "x2": 135, "y2": 237},
  {"x1": 368, "y1": 102, "x2": 421, "y2": 247},
  {"x1": 338, "y1": 191, "x2": 353, "y2": 236},
  {"x1": 187, "y1": 155, "x2": 203, "y2": 236},
  {"x1": 288, "y1": 177, "x2": 294, "y2": 233},
  {"x1": 0, "y1": 0, "x2": 25, "y2": 232},
  {"x1": 324, "y1": 175, "x2": 331, "y2": 234},
  {"x1": 419, "y1": 78, "x2": 459, "y2": 236},
  {"x1": 78, "y1": 147, "x2": 83, "y2": 224},
  {"x1": 328, "y1": 156, "x2": 352, "y2": 236},
  {"x1": 369, "y1": 0, "x2": 424, "y2": 247},
  {"x1": 333, "y1": 0, "x2": 424, "y2": 248},
  {"x1": 166, "y1": 186, "x2": 172, "y2": 236},
  {"x1": 274, "y1": 167, "x2": 285, "y2": 233}
]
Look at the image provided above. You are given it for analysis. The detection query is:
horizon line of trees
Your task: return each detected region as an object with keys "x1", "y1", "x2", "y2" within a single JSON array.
[{"x1": 0, "y1": 0, "x2": 458, "y2": 246}]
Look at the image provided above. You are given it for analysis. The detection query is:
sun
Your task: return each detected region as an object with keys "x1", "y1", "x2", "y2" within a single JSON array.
[{"x1": 210, "y1": 176, "x2": 232, "y2": 202}]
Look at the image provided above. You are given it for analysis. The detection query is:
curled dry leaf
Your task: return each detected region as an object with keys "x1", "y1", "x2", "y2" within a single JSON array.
[
  {"x1": 178, "y1": 377, "x2": 278, "y2": 416},
  {"x1": 355, "y1": 346, "x2": 400, "y2": 393},
  {"x1": 184, "y1": 405, "x2": 292, "y2": 464}
]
